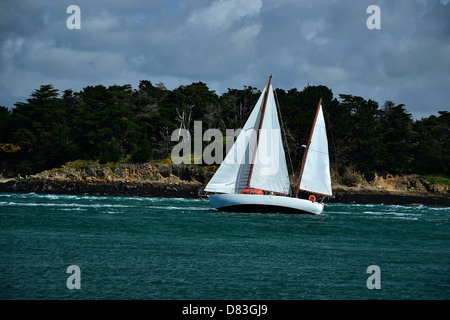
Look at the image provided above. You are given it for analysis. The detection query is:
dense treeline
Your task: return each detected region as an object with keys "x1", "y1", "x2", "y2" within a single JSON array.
[{"x1": 0, "y1": 81, "x2": 449, "y2": 178}]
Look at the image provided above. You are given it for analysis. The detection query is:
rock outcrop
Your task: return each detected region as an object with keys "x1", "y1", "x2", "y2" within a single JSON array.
[
  {"x1": 30, "y1": 160, "x2": 215, "y2": 185},
  {"x1": 0, "y1": 160, "x2": 448, "y2": 206}
]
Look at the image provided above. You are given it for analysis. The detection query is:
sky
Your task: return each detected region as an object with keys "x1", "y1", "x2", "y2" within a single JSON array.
[{"x1": 1, "y1": 0, "x2": 449, "y2": 120}]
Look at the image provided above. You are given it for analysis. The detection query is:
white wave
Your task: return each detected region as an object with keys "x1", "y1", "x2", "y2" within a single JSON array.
[
  {"x1": 0, "y1": 201, "x2": 133, "y2": 209},
  {"x1": 60, "y1": 207, "x2": 88, "y2": 211},
  {"x1": 394, "y1": 216, "x2": 419, "y2": 221},
  {"x1": 148, "y1": 205, "x2": 211, "y2": 211}
]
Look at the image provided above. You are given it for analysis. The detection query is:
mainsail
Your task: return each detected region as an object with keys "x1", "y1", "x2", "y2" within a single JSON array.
[
  {"x1": 204, "y1": 78, "x2": 290, "y2": 195},
  {"x1": 248, "y1": 86, "x2": 290, "y2": 194},
  {"x1": 296, "y1": 100, "x2": 333, "y2": 197}
]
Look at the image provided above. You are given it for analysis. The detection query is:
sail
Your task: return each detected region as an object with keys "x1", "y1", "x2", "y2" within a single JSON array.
[
  {"x1": 205, "y1": 83, "x2": 290, "y2": 195},
  {"x1": 248, "y1": 85, "x2": 290, "y2": 194},
  {"x1": 204, "y1": 87, "x2": 265, "y2": 194},
  {"x1": 298, "y1": 103, "x2": 333, "y2": 196}
]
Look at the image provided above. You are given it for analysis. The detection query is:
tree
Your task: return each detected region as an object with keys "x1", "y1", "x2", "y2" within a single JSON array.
[
  {"x1": 67, "y1": 84, "x2": 138, "y2": 163},
  {"x1": 412, "y1": 111, "x2": 450, "y2": 175},
  {"x1": 10, "y1": 85, "x2": 65, "y2": 173},
  {"x1": 3, "y1": 80, "x2": 448, "y2": 179},
  {"x1": 0, "y1": 106, "x2": 12, "y2": 143},
  {"x1": 378, "y1": 101, "x2": 414, "y2": 173},
  {"x1": 220, "y1": 86, "x2": 260, "y2": 129},
  {"x1": 280, "y1": 85, "x2": 334, "y2": 172},
  {"x1": 333, "y1": 95, "x2": 383, "y2": 177},
  {"x1": 174, "y1": 82, "x2": 219, "y2": 124}
]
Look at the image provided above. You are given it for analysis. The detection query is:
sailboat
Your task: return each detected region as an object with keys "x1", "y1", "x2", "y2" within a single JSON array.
[{"x1": 204, "y1": 76, "x2": 332, "y2": 214}]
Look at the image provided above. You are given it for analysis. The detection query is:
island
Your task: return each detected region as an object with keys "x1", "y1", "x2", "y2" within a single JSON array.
[{"x1": 1, "y1": 160, "x2": 448, "y2": 207}]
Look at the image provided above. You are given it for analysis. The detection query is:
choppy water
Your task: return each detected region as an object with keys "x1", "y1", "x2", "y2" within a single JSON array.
[{"x1": 0, "y1": 192, "x2": 449, "y2": 300}]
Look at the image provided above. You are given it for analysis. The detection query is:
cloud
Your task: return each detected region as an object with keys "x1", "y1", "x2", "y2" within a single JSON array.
[
  {"x1": 300, "y1": 18, "x2": 328, "y2": 44},
  {"x1": 0, "y1": 0, "x2": 449, "y2": 119},
  {"x1": 84, "y1": 10, "x2": 120, "y2": 32},
  {"x1": 1, "y1": 36, "x2": 25, "y2": 60},
  {"x1": 187, "y1": 0, "x2": 262, "y2": 32}
]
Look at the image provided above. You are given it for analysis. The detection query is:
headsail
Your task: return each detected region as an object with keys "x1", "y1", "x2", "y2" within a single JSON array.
[
  {"x1": 296, "y1": 99, "x2": 332, "y2": 197},
  {"x1": 204, "y1": 86, "x2": 265, "y2": 194}
]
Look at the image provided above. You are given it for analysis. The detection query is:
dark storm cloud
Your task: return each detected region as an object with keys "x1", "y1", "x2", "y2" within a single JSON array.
[{"x1": 1, "y1": 0, "x2": 449, "y2": 119}]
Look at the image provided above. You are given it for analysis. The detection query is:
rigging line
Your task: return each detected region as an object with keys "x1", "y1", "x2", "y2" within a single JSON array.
[
  {"x1": 308, "y1": 148, "x2": 328, "y2": 154},
  {"x1": 246, "y1": 75, "x2": 272, "y2": 188},
  {"x1": 322, "y1": 101, "x2": 338, "y2": 177},
  {"x1": 273, "y1": 81, "x2": 295, "y2": 186}
]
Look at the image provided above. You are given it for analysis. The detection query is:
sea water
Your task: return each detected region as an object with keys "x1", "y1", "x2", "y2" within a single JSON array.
[{"x1": 0, "y1": 192, "x2": 448, "y2": 300}]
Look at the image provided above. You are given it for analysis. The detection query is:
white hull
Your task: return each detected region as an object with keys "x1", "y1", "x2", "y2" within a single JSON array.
[{"x1": 208, "y1": 193, "x2": 323, "y2": 215}]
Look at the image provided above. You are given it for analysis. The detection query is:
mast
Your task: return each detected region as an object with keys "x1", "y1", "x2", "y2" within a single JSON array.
[
  {"x1": 246, "y1": 75, "x2": 272, "y2": 188},
  {"x1": 295, "y1": 98, "x2": 322, "y2": 197}
]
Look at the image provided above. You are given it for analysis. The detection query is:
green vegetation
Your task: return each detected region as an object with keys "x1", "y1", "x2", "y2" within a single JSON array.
[
  {"x1": 0, "y1": 81, "x2": 449, "y2": 181},
  {"x1": 419, "y1": 175, "x2": 450, "y2": 188}
]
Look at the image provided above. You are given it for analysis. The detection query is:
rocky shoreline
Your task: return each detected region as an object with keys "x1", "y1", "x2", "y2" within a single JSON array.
[
  {"x1": 328, "y1": 188, "x2": 449, "y2": 206},
  {"x1": 0, "y1": 178, "x2": 449, "y2": 206},
  {"x1": 0, "y1": 178, "x2": 203, "y2": 198},
  {"x1": 0, "y1": 161, "x2": 449, "y2": 207}
]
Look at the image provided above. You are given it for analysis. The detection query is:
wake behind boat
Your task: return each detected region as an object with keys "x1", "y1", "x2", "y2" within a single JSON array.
[{"x1": 204, "y1": 76, "x2": 333, "y2": 214}]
